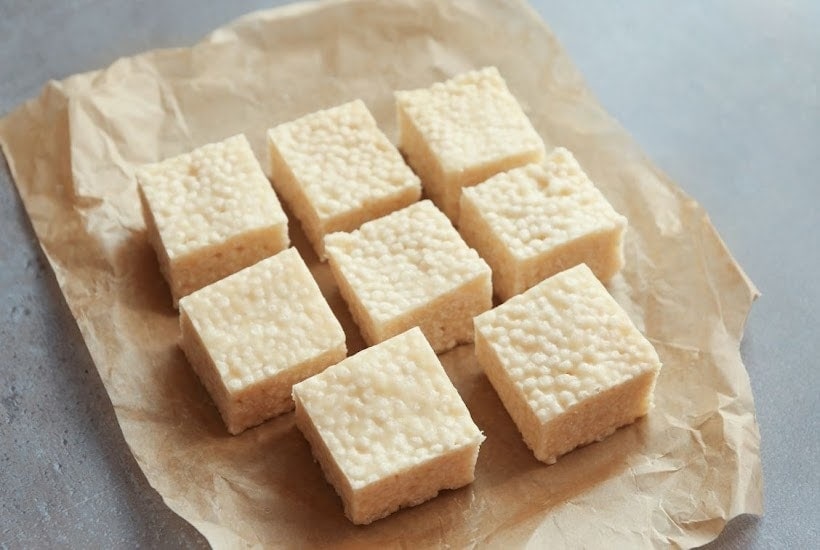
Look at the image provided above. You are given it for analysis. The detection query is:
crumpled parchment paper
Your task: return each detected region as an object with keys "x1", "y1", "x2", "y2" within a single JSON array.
[{"x1": 0, "y1": 0, "x2": 762, "y2": 547}]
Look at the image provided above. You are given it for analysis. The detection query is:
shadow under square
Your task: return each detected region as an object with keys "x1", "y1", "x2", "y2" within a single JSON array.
[{"x1": 439, "y1": 344, "x2": 641, "y2": 536}]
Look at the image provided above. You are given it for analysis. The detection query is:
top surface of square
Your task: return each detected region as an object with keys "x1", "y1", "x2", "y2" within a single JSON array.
[
  {"x1": 474, "y1": 264, "x2": 660, "y2": 423},
  {"x1": 293, "y1": 327, "x2": 483, "y2": 490},
  {"x1": 324, "y1": 200, "x2": 490, "y2": 322},
  {"x1": 179, "y1": 248, "x2": 344, "y2": 393},
  {"x1": 462, "y1": 150, "x2": 626, "y2": 260},
  {"x1": 268, "y1": 100, "x2": 420, "y2": 221},
  {"x1": 395, "y1": 67, "x2": 544, "y2": 173},
  {"x1": 137, "y1": 134, "x2": 286, "y2": 259}
]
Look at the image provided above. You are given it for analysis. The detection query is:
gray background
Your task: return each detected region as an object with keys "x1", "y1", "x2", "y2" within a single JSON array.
[{"x1": 1, "y1": 0, "x2": 817, "y2": 548}]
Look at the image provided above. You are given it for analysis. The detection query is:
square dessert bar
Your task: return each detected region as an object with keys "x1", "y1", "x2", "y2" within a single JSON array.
[
  {"x1": 293, "y1": 327, "x2": 484, "y2": 524},
  {"x1": 137, "y1": 134, "x2": 289, "y2": 305},
  {"x1": 473, "y1": 264, "x2": 661, "y2": 464},
  {"x1": 395, "y1": 66, "x2": 545, "y2": 222},
  {"x1": 460, "y1": 149, "x2": 627, "y2": 301},
  {"x1": 324, "y1": 200, "x2": 492, "y2": 354},
  {"x1": 179, "y1": 248, "x2": 346, "y2": 435},
  {"x1": 268, "y1": 100, "x2": 421, "y2": 259}
]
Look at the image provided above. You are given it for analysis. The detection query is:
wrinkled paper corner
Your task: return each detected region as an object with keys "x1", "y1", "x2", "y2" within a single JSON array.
[{"x1": 0, "y1": 0, "x2": 762, "y2": 547}]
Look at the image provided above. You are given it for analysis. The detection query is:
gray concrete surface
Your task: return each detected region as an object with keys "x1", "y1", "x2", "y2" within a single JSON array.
[{"x1": 1, "y1": 1, "x2": 817, "y2": 548}]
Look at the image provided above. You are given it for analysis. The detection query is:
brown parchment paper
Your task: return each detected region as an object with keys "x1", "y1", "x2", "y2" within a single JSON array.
[{"x1": 0, "y1": 0, "x2": 762, "y2": 547}]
